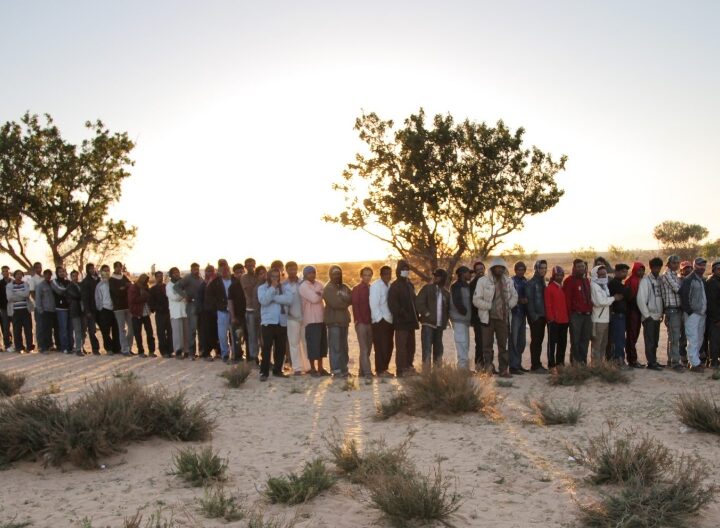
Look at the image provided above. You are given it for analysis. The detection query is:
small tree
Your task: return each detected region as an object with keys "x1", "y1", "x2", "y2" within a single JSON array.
[
  {"x1": 0, "y1": 112, "x2": 136, "y2": 269},
  {"x1": 607, "y1": 245, "x2": 635, "y2": 264},
  {"x1": 703, "y1": 239, "x2": 720, "y2": 261},
  {"x1": 653, "y1": 220, "x2": 708, "y2": 261},
  {"x1": 325, "y1": 109, "x2": 566, "y2": 280},
  {"x1": 500, "y1": 244, "x2": 538, "y2": 264},
  {"x1": 571, "y1": 247, "x2": 596, "y2": 264}
]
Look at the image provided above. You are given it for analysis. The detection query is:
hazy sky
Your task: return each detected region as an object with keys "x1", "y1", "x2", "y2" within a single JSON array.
[{"x1": 2, "y1": 0, "x2": 719, "y2": 271}]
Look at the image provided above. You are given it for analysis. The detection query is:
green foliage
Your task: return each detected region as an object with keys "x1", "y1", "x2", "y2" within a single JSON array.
[
  {"x1": 675, "y1": 392, "x2": 720, "y2": 435},
  {"x1": 549, "y1": 363, "x2": 629, "y2": 387},
  {"x1": 606, "y1": 245, "x2": 635, "y2": 264},
  {"x1": 197, "y1": 486, "x2": 244, "y2": 521},
  {"x1": 653, "y1": 220, "x2": 709, "y2": 260},
  {"x1": 570, "y1": 247, "x2": 597, "y2": 264},
  {"x1": 703, "y1": 238, "x2": 720, "y2": 260},
  {"x1": 526, "y1": 397, "x2": 582, "y2": 425},
  {"x1": 219, "y1": 363, "x2": 253, "y2": 388},
  {"x1": 0, "y1": 112, "x2": 136, "y2": 268},
  {"x1": 264, "y1": 459, "x2": 336, "y2": 505},
  {"x1": 0, "y1": 372, "x2": 25, "y2": 397},
  {"x1": 500, "y1": 244, "x2": 538, "y2": 264},
  {"x1": 171, "y1": 446, "x2": 228, "y2": 487},
  {"x1": 325, "y1": 109, "x2": 567, "y2": 280}
]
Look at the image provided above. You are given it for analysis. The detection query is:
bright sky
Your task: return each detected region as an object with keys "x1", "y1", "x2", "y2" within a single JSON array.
[{"x1": 2, "y1": 0, "x2": 719, "y2": 272}]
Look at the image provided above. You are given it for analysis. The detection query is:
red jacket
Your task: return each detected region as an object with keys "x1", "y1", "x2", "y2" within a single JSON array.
[
  {"x1": 351, "y1": 282, "x2": 371, "y2": 324},
  {"x1": 545, "y1": 280, "x2": 569, "y2": 324},
  {"x1": 563, "y1": 275, "x2": 593, "y2": 314},
  {"x1": 128, "y1": 283, "x2": 150, "y2": 318}
]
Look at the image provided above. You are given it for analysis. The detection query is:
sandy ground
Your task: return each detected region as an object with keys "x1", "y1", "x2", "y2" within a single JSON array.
[{"x1": 1, "y1": 324, "x2": 720, "y2": 528}]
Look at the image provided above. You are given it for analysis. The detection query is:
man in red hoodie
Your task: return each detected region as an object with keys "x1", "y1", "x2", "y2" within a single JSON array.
[
  {"x1": 545, "y1": 266, "x2": 569, "y2": 368},
  {"x1": 624, "y1": 261, "x2": 646, "y2": 368},
  {"x1": 563, "y1": 259, "x2": 593, "y2": 365}
]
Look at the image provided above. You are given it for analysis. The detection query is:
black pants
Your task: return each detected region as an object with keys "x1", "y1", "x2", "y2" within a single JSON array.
[
  {"x1": 642, "y1": 318, "x2": 661, "y2": 366},
  {"x1": 261, "y1": 324, "x2": 287, "y2": 376},
  {"x1": 200, "y1": 309, "x2": 218, "y2": 357},
  {"x1": 37, "y1": 311, "x2": 55, "y2": 351},
  {"x1": 12, "y1": 308, "x2": 33, "y2": 351},
  {"x1": 98, "y1": 308, "x2": 120, "y2": 353},
  {"x1": 569, "y1": 313, "x2": 592, "y2": 365},
  {"x1": 372, "y1": 319, "x2": 394, "y2": 373},
  {"x1": 132, "y1": 316, "x2": 156, "y2": 354},
  {"x1": 547, "y1": 321, "x2": 568, "y2": 368},
  {"x1": 394, "y1": 329, "x2": 416, "y2": 374},
  {"x1": 708, "y1": 320, "x2": 720, "y2": 367},
  {"x1": 154, "y1": 311, "x2": 172, "y2": 355},
  {"x1": 528, "y1": 316, "x2": 546, "y2": 369},
  {"x1": 472, "y1": 322, "x2": 484, "y2": 369},
  {"x1": 85, "y1": 313, "x2": 101, "y2": 353}
]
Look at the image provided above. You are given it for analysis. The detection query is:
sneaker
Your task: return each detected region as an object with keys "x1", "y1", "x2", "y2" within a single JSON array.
[
  {"x1": 689, "y1": 365, "x2": 705, "y2": 373},
  {"x1": 6, "y1": 346, "x2": 15, "y2": 353},
  {"x1": 509, "y1": 368, "x2": 525, "y2": 375},
  {"x1": 260, "y1": 374, "x2": 269, "y2": 382},
  {"x1": 530, "y1": 366, "x2": 549, "y2": 374}
]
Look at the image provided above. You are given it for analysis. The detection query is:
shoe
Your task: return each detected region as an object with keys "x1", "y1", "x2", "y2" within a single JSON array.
[
  {"x1": 75, "y1": 350, "x2": 84, "y2": 357},
  {"x1": 630, "y1": 362, "x2": 645, "y2": 369},
  {"x1": 204, "y1": 356, "x2": 214, "y2": 362},
  {"x1": 498, "y1": 371, "x2": 513, "y2": 378},
  {"x1": 672, "y1": 364, "x2": 685, "y2": 372},
  {"x1": 92, "y1": 350, "x2": 100, "y2": 355},
  {"x1": 378, "y1": 371, "x2": 395, "y2": 378},
  {"x1": 273, "y1": 372, "x2": 290, "y2": 378},
  {"x1": 122, "y1": 351, "x2": 131, "y2": 356},
  {"x1": 137, "y1": 352, "x2": 146, "y2": 358},
  {"x1": 310, "y1": 369, "x2": 320, "y2": 378},
  {"x1": 689, "y1": 365, "x2": 705, "y2": 373},
  {"x1": 318, "y1": 369, "x2": 331, "y2": 376},
  {"x1": 646, "y1": 363, "x2": 663, "y2": 371},
  {"x1": 260, "y1": 375, "x2": 269, "y2": 382},
  {"x1": 6, "y1": 346, "x2": 15, "y2": 353},
  {"x1": 530, "y1": 366, "x2": 549, "y2": 374},
  {"x1": 148, "y1": 352, "x2": 157, "y2": 358},
  {"x1": 519, "y1": 366, "x2": 530, "y2": 373},
  {"x1": 509, "y1": 368, "x2": 524, "y2": 375},
  {"x1": 293, "y1": 371, "x2": 304, "y2": 376},
  {"x1": 63, "y1": 350, "x2": 70, "y2": 354}
]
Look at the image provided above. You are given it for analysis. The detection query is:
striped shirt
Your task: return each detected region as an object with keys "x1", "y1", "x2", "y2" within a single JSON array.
[
  {"x1": 11, "y1": 282, "x2": 29, "y2": 310},
  {"x1": 660, "y1": 269, "x2": 681, "y2": 309}
]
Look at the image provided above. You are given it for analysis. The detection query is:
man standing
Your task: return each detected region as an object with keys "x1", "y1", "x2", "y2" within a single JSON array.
[
  {"x1": 129, "y1": 274, "x2": 156, "y2": 358},
  {"x1": 149, "y1": 271, "x2": 172, "y2": 358},
  {"x1": 50, "y1": 267, "x2": 72, "y2": 354},
  {"x1": 705, "y1": 261, "x2": 720, "y2": 369},
  {"x1": 284, "y1": 261, "x2": 310, "y2": 374},
  {"x1": 323, "y1": 265, "x2": 353, "y2": 378},
  {"x1": 637, "y1": 257, "x2": 665, "y2": 370},
  {"x1": 680, "y1": 258, "x2": 708, "y2": 373},
  {"x1": 173, "y1": 263, "x2": 203, "y2": 358},
  {"x1": 35, "y1": 269, "x2": 56, "y2": 353},
  {"x1": 469, "y1": 261, "x2": 486, "y2": 371},
  {"x1": 416, "y1": 268, "x2": 450, "y2": 368},
  {"x1": 509, "y1": 261, "x2": 529, "y2": 374},
  {"x1": 525, "y1": 260, "x2": 548, "y2": 373},
  {"x1": 206, "y1": 261, "x2": 234, "y2": 362},
  {"x1": 80, "y1": 263, "x2": 102, "y2": 355},
  {"x1": 590, "y1": 265, "x2": 619, "y2": 365},
  {"x1": 167, "y1": 267, "x2": 189, "y2": 360},
  {"x1": 109, "y1": 261, "x2": 133, "y2": 356},
  {"x1": 449, "y1": 266, "x2": 472, "y2": 370},
  {"x1": 257, "y1": 267, "x2": 293, "y2": 380},
  {"x1": 563, "y1": 259, "x2": 593, "y2": 365},
  {"x1": 228, "y1": 263, "x2": 247, "y2": 361},
  {"x1": 0, "y1": 266, "x2": 12, "y2": 351},
  {"x1": 545, "y1": 266, "x2": 569, "y2": 369},
  {"x1": 299, "y1": 266, "x2": 329, "y2": 376},
  {"x1": 95, "y1": 265, "x2": 119, "y2": 355},
  {"x1": 67, "y1": 270, "x2": 84, "y2": 356},
  {"x1": 27, "y1": 261, "x2": 45, "y2": 351},
  {"x1": 660, "y1": 255, "x2": 684, "y2": 370},
  {"x1": 240, "y1": 258, "x2": 260, "y2": 362},
  {"x1": 369, "y1": 265, "x2": 394, "y2": 377},
  {"x1": 6, "y1": 270, "x2": 33, "y2": 353},
  {"x1": 624, "y1": 262, "x2": 646, "y2": 368},
  {"x1": 473, "y1": 258, "x2": 518, "y2": 377},
  {"x1": 678, "y1": 261, "x2": 693, "y2": 363},
  {"x1": 387, "y1": 260, "x2": 419, "y2": 377},
  {"x1": 351, "y1": 267, "x2": 374, "y2": 378}
]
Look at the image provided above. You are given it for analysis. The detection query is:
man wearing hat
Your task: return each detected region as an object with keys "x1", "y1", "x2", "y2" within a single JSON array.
[
  {"x1": 680, "y1": 257, "x2": 708, "y2": 372},
  {"x1": 705, "y1": 261, "x2": 720, "y2": 369},
  {"x1": 660, "y1": 255, "x2": 684, "y2": 369},
  {"x1": 449, "y1": 266, "x2": 472, "y2": 369},
  {"x1": 416, "y1": 268, "x2": 450, "y2": 368},
  {"x1": 472, "y1": 257, "x2": 518, "y2": 377}
]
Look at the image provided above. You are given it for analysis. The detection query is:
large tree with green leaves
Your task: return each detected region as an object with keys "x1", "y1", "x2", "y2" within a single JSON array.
[
  {"x1": 324, "y1": 109, "x2": 567, "y2": 280},
  {"x1": 653, "y1": 220, "x2": 708, "y2": 260},
  {"x1": 0, "y1": 112, "x2": 136, "y2": 269}
]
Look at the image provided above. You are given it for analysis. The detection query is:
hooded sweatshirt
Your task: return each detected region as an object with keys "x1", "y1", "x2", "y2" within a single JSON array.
[
  {"x1": 323, "y1": 266, "x2": 352, "y2": 326},
  {"x1": 590, "y1": 266, "x2": 615, "y2": 324},
  {"x1": 109, "y1": 273, "x2": 130, "y2": 310},
  {"x1": 525, "y1": 260, "x2": 547, "y2": 322},
  {"x1": 637, "y1": 269, "x2": 663, "y2": 321},
  {"x1": 387, "y1": 260, "x2": 419, "y2": 331},
  {"x1": 625, "y1": 262, "x2": 645, "y2": 310}
]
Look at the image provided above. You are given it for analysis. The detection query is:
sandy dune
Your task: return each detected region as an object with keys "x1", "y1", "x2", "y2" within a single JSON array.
[{"x1": 1, "y1": 326, "x2": 719, "y2": 528}]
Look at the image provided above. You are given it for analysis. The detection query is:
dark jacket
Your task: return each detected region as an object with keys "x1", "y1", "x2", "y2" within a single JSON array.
[
  {"x1": 469, "y1": 275, "x2": 482, "y2": 326},
  {"x1": 680, "y1": 272, "x2": 707, "y2": 316},
  {"x1": 109, "y1": 275, "x2": 130, "y2": 311},
  {"x1": 0, "y1": 277, "x2": 9, "y2": 308},
  {"x1": 387, "y1": 262, "x2": 418, "y2": 331},
  {"x1": 66, "y1": 282, "x2": 83, "y2": 318},
  {"x1": 705, "y1": 275, "x2": 720, "y2": 322},
  {"x1": 608, "y1": 278, "x2": 630, "y2": 315},
  {"x1": 128, "y1": 283, "x2": 150, "y2": 318},
  {"x1": 228, "y1": 279, "x2": 247, "y2": 323},
  {"x1": 525, "y1": 273, "x2": 546, "y2": 322},
  {"x1": 80, "y1": 274, "x2": 100, "y2": 315},
  {"x1": 173, "y1": 273, "x2": 203, "y2": 310},
  {"x1": 51, "y1": 278, "x2": 71, "y2": 310},
  {"x1": 415, "y1": 283, "x2": 450, "y2": 329},
  {"x1": 149, "y1": 282, "x2": 169, "y2": 315},
  {"x1": 206, "y1": 276, "x2": 231, "y2": 312}
]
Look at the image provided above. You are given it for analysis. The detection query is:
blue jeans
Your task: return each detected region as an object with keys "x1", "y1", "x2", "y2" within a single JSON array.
[
  {"x1": 610, "y1": 313, "x2": 626, "y2": 363},
  {"x1": 451, "y1": 321, "x2": 470, "y2": 369},
  {"x1": 685, "y1": 312, "x2": 706, "y2": 367},
  {"x1": 217, "y1": 310, "x2": 231, "y2": 359},
  {"x1": 664, "y1": 309, "x2": 682, "y2": 365},
  {"x1": 56, "y1": 309, "x2": 70, "y2": 351},
  {"x1": 327, "y1": 325, "x2": 349, "y2": 375},
  {"x1": 245, "y1": 311, "x2": 259, "y2": 359},
  {"x1": 421, "y1": 325, "x2": 444, "y2": 366},
  {"x1": 509, "y1": 312, "x2": 527, "y2": 369}
]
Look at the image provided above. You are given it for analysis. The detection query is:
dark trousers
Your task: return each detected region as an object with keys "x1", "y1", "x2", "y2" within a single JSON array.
[
  {"x1": 372, "y1": 319, "x2": 394, "y2": 373},
  {"x1": 547, "y1": 321, "x2": 568, "y2": 368},
  {"x1": 528, "y1": 317, "x2": 546, "y2": 369},
  {"x1": 0, "y1": 309, "x2": 11, "y2": 348},
  {"x1": 709, "y1": 321, "x2": 720, "y2": 367},
  {"x1": 394, "y1": 329, "x2": 416, "y2": 374},
  {"x1": 85, "y1": 313, "x2": 100, "y2": 353},
  {"x1": 610, "y1": 313, "x2": 627, "y2": 363},
  {"x1": 625, "y1": 308, "x2": 641, "y2": 364},
  {"x1": 132, "y1": 315, "x2": 156, "y2": 354},
  {"x1": 569, "y1": 313, "x2": 592, "y2": 365},
  {"x1": 154, "y1": 311, "x2": 172, "y2": 355},
  {"x1": 472, "y1": 322, "x2": 484, "y2": 369},
  {"x1": 305, "y1": 322, "x2": 328, "y2": 361},
  {"x1": 37, "y1": 311, "x2": 55, "y2": 351},
  {"x1": 200, "y1": 309, "x2": 218, "y2": 357},
  {"x1": 421, "y1": 325, "x2": 444, "y2": 366},
  {"x1": 642, "y1": 318, "x2": 661, "y2": 366},
  {"x1": 261, "y1": 324, "x2": 287, "y2": 376},
  {"x1": 98, "y1": 308, "x2": 120, "y2": 353},
  {"x1": 12, "y1": 308, "x2": 33, "y2": 351}
]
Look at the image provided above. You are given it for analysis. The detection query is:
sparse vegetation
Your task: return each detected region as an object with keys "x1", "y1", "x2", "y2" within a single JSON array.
[
  {"x1": 549, "y1": 363, "x2": 628, "y2": 387},
  {"x1": 246, "y1": 508, "x2": 297, "y2": 528},
  {"x1": 220, "y1": 363, "x2": 253, "y2": 388},
  {"x1": 676, "y1": 392, "x2": 720, "y2": 435},
  {"x1": 0, "y1": 518, "x2": 32, "y2": 528},
  {"x1": 264, "y1": 459, "x2": 336, "y2": 505},
  {"x1": 171, "y1": 446, "x2": 228, "y2": 487},
  {"x1": 526, "y1": 397, "x2": 582, "y2": 425},
  {"x1": 0, "y1": 372, "x2": 25, "y2": 397},
  {"x1": 198, "y1": 486, "x2": 244, "y2": 521},
  {"x1": 122, "y1": 509, "x2": 176, "y2": 528}
]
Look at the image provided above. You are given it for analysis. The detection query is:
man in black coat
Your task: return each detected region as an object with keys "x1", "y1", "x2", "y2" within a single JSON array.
[{"x1": 387, "y1": 260, "x2": 418, "y2": 376}]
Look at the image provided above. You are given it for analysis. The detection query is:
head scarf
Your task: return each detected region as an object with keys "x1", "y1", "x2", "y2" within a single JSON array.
[
  {"x1": 626, "y1": 261, "x2": 645, "y2": 296},
  {"x1": 302, "y1": 265, "x2": 316, "y2": 280}
]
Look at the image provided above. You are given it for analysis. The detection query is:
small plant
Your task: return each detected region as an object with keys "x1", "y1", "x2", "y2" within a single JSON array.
[
  {"x1": 676, "y1": 392, "x2": 720, "y2": 435},
  {"x1": 368, "y1": 464, "x2": 462, "y2": 527},
  {"x1": 339, "y1": 378, "x2": 356, "y2": 391},
  {"x1": 112, "y1": 370, "x2": 137, "y2": 382},
  {"x1": 220, "y1": 363, "x2": 253, "y2": 388},
  {"x1": 549, "y1": 363, "x2": 628, "y2": 387},
  {"x1": 76, "y1": 518, "x2": 93, "y2": 528},
  {"x1": 264, "y1": 459, "x2": 336, "y2": 505},
  {"x1": 568, "y1": 427, "x2": 672, "y2": 485},
  {"x1": 0, "y1": 517, "x2": 33, "y2": 528},
  {"x1": 246, "y1": 508, "x2": 297, "y2": 528},
  {"x1": 122, "y1": 508, "x2": 176, "y2": 528},
  {"x1": 495, "y1": 379, "x2": 513, "y2": 388},
  {"x1": 375, "y1": 392, "x2": 409, "y2": 420},
  {"x1": 589, "y1": 362, "x2": 629, "y2": 384},
  {"x1": 45, "y1": 382, "x2": 61, "y2": 394},
  {"x1": 198, "y1": 486, "x2": 244, "y2": 521},
  {"x1": 171, "y1": 446, "x2": 228, "y2": 487},
  {"x1": 0, "y1": 372, "x2": 26, "y2": 397},
  {"x1": 526, "y1": 397, "x2": 582, "y2": 425}
]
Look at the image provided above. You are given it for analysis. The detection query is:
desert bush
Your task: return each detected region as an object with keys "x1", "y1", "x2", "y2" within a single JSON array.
[
  {"x1": 590, "y1": 362, "x2": 629, "y2": 384},
  {"x1": 220, "y1": 363, "x2": 253, "y2": 388},
  {"x1": 549, "y1": 363, "x2": 628, "y2": 387},
  {"x1": 568, "y1": 428, "x2": 672, "y2": 485},
  {"x1": 171, "y1": 446, "x2": 227, "y2": 487},
  {"x1": 0, "y1": 394, "x2": 66, "y2": 466},
  {"x1": 198, "y1": 486, "x2": 244, "y2": 521},
  {"x1": 526, "y1": 397, "x2": 582, "y2": 425},
  {"x1": 122, "y1": 509, "x2": 176, "y2": 528},
  {"x1": 579, "y1": 456, "x2": 717, "y2": 528},
  {"x1": 376, "y1": 365, "x2": 496, "y2": 419},
  {"x1": 0, "y1": 518, "x2": 32, "y2": 528},
  {"x1": 368, "y1": 465, "x2": 462, "y2": 527},
  {"x1": 246, "y1": 508, "x2": 297, "y2": 528},
  {"x1": 0, "y1": 372, "x2": 25, "y2": 397},
  {"x1": 676, "y1": 392, "x2": 720, "y2": 435},
  {"x1": 264, "y1": 459, "x2": 336, "y2": 505}
]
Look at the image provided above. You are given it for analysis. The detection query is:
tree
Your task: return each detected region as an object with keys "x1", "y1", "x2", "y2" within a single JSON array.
[
  {"x1": 570, "y1": 247, "x2": 597, "y2": 264},
  {"x1": 652, "y1": 220, "x2": 708, "y2": 260},
  {"x1": 702, "y1": 239, "x2": 720, "y2": 260},
  {"x1": 500, "y1": 244, "x2": 538, "y2": 264},
  {"x1": 324, "y1": 109, "x2": 567, "y2": 280},
  {"x1": 0, "y1": 112, "x2": 136, "y2": 269},
  {"x1": 607, "y1": 245, "x2": 636, "y2": 264}
]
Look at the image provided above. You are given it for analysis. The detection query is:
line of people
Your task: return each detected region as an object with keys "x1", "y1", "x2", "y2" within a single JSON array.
[{"x1": 2, "y1": 254, "x2": 719, "y2": 379}]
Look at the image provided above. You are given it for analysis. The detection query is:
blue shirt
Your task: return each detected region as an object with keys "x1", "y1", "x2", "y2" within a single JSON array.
[
  {"x1": 257, "y1": 282, "x2": 293, "y2": 326},
  {"x1": 511, "y1": 275, "x2": 528, "y2": 316}
]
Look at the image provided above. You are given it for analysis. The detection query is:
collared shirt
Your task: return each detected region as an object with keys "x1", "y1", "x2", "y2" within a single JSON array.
[
  {"x1": 283, "y1": 278, "x2": 303, "y2": 321},
  {"x1": 369, "y1": 279, "x2": 392, "y2": 324},
  {"x1": 660, "y1": 269, "x2": 681, "y2": 309},
  {"x1": 351, "y1": 281, "x2": 372, "y2": 325}
]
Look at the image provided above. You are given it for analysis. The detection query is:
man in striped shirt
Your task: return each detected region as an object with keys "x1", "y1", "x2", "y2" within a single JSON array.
[
  {"x1": 6, "y1": 270, "x2": 33, "y2": 353},
  {"x1": 660, "y1": 255, "x2": 683, "y2": 370}
]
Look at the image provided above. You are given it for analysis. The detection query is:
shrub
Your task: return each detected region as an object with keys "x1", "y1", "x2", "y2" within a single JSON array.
[
  {"x1": 122, "y1": 509, "x2": 176, "y2": 528},
  {"x1": 0, "y1": 372, "x2": 25, "y2": 397},
  {"x1": 375, "y1": 393, "x2": 409, "y2": 420},
  {"x1": 676, "y1": 392, "x2": 720, "y2": 435},
  {"x1": 589, "y1": 362, "x2": 629, "y2": 384},
  {"x1": 220, "y1": 363, "x2": 253, "y2": 388},
  {"x1": 198, "y1": 486, "x2": 244, "y2": 521},
  {"x1": 0, "y1": 518, "x2": 32, "y2": 528},
  {"x1": 579, "y1": 456, "x2": 717, "y2": 528},
  {"x1": 264, "y1": 459, "x2": 336, "y2": 505},
  {"x1": 0, "y1": 394, "x2": 66, "y2": 466},
  {"x1": 549, "y1": 363, "x2": 628, "y2": 387},
  {"x1": 526, "y1": 397, "x2": 582, "y2": 425},
  {"x1": 246, "y1": 508, "x2": 297, "y2": 528},
  {"x1": 568, "y1": 428, "x2": 672, "y2": 485},
  {"x1": 171, "y1": 446, "x2": 227, "y2": 487},
  {"x1": 368, "y1": 465, "x2": 462, "y2": 527}
]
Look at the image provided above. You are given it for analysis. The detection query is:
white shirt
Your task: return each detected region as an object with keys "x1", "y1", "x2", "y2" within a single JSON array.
[
  {"x1": 166, "y1": 281, "x2": 187, "y2": 319},
  {"x1": 94, "y1": 280, "x2": 113, "y2": 310},
  {"x1": 369, "y1": 278, "x2": 392, "y2": 324}
]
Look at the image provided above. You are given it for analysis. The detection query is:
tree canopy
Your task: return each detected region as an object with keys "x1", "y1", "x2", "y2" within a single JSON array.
[
  {"x1": 324, "y1": 109, "x2": 567, "y2": 280},
  {"x1": 0, "y1": 112, "x2": 136, "y2": 269},
  {"x1": 652, "y1": 220, "x2": 708, "y2": 260}
]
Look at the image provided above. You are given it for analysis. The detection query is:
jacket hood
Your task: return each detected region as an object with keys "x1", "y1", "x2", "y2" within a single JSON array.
[
  {"x1": 488, "y1": 257, "x2": 508, "y2": 271},
  {"x1": 328, "y1": 265, "x2": 343, "y2": 285},
  {"x1": 395, "y1": 260, "x2": 410, "y2": 279},
  {"x1": 590, "y1": 265, "x2": 608, "y2": 282},
  {"x1": 630, "y1": 261, "x2": 645, "y2": 276}
]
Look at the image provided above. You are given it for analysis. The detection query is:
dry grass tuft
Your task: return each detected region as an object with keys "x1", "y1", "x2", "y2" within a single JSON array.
[
  {"x1": 0, "y1": 372, "x2": 25, "y2": 397},
  {"x1": 676, "y1": 392, "x2": 720, "y2": 435},
  {"x1": 526, "y1": 397, "x2": 582, "y2": 425}
]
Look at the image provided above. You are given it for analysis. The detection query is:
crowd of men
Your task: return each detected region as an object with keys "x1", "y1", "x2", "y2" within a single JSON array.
[{"x1": 1, "y1": 254, "x2": 719, "y2": 380}]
